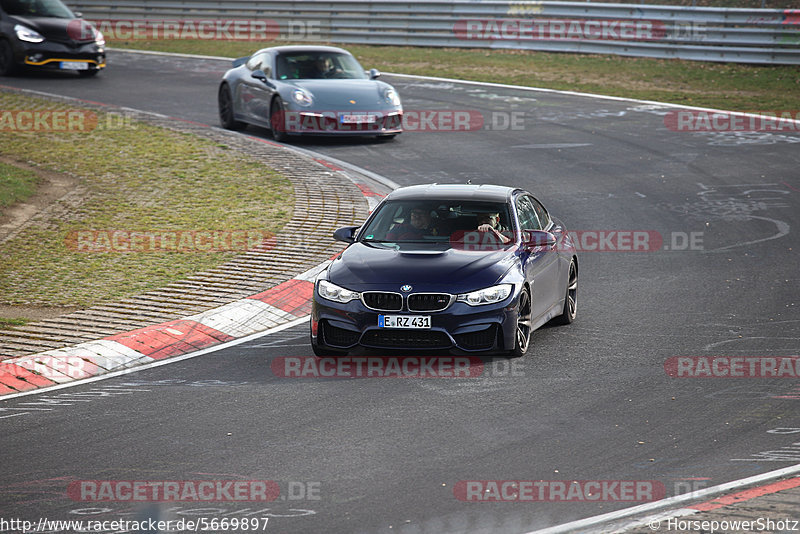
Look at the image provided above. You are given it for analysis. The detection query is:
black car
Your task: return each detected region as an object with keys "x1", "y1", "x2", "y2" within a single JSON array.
[
  {"x1": 0, "y1": 0, "x2": 105, "y2": 76},
  {"x1": 311, "y1": 184, "x2": 578, "y2": 357}
]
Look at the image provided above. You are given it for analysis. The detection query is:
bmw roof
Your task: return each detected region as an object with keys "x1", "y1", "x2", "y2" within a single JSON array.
[{"x1": 385, "y1": 184, "x2": 523, "y2": 202}]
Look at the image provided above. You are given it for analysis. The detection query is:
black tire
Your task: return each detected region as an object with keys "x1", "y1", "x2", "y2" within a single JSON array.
[
  {"x1": 0, "y1": 39, "x2": 17, "y2": 77},
  {"x1": 78, "y1": 69, "x2": 99, "y2": 77},
  {"x1": 218, "y1": 84, "x2": 245, "y2": 130},
  {"x1": 507, "y1": 287, "x2": 532, "y2": 358},
  {"x1": 552, "y1": 258, "x2": 578, "y2": 325},
  {"x1": 270, "y1": 97, "x2": 288, "y2": 142}
]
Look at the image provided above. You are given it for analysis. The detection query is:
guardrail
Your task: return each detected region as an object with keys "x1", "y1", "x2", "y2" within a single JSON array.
[{"x1": 66, "y1": 1, "x2": 800, "y2": 65}]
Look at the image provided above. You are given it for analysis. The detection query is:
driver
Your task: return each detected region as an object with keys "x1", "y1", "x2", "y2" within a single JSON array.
[
  {"x1": 314, "y1": 56, "x2": 337, "y2": 78},
  {"x1": 386, "y1": 206, "x2": 438, "y2": 240}
]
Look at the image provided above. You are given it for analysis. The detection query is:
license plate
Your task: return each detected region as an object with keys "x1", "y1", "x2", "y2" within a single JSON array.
[
  {"x1": 379, "y1": 315, "x2": 431, "y2": 329},
  {"x1": 340, "y1": 114, "x2": 376, "y2": 124},
  {"x1": 61, "y1": 62, "x2": 89, "y2": 70}
]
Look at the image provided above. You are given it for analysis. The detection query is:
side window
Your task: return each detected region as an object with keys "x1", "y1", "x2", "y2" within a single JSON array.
[
  {"x1": 245, "y1": 54, "x2": 260, "y2": 71},
  {"x1": 246, "y1": 52, "x2": 270, "y2": 76},
  {"x1": 515, "y1": 196, "x2": 541, "y2": 230},
  {"x1": 531, "y1": 197, "x2": 550, "y2": 229}
]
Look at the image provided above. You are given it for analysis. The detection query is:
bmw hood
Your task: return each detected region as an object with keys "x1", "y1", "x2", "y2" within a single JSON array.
[
  {"x1": 326, "y1": 243, "x2": 518, "y2": 293},
  {"x1": 285, "y1": 80, "x2": 396, "y2": 109}
]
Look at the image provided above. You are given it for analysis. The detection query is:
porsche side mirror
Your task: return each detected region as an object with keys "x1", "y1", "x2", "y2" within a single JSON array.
[
  {"x1": 333, "y1": 226, "x2": 359, "y2": 244},
  {"x1": 251, "y1": 69, "x2": 268, "y2": 82},
  {"x1": 368, "y1": 68, "x2": 381, "y2": 79}
]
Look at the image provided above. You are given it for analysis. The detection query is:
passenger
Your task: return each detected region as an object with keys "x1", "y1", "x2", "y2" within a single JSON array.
[{"x1": 476, "y1": 212, "x2": 511, "y2": 244}]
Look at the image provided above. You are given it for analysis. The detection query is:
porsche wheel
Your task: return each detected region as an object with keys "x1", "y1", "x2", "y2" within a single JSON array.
[
  {"x1": 270, "y1": 98, "x2": 288, "y2": 142},
  {"x1": 218, "y1": 84, "x2": 245, "y2": 130}
]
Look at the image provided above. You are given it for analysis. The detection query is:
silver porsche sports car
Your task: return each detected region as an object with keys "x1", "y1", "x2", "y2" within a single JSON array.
[{"x1": 218, "y1": 45, "x2": 403, "y2": 141}]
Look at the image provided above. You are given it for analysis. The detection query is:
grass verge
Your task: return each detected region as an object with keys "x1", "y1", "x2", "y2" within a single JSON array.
[
  {"x1": 0, "y1": 90, "x2": 292, "y2": 309},
  {"x1": 0, "y1": 160, "x2": 40, "y2": 210},
  {"x1": 110, "y1": 40, "x2": 800, "y2": 112}
]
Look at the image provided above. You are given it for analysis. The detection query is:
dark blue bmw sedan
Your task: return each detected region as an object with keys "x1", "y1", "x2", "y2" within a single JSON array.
[{"x1": 311, "y1": 184, "x2": 578, "y2": 357}]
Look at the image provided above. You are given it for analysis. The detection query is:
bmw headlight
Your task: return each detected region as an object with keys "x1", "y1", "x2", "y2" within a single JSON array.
[
  {"x1": 317, "y1": 280, "x2": 360, "y2": 304},
  {"x1": 15, "y1": 24, "x2": 44, "y2": 43},
  {"x1": 292, "y1": 88, "x2": 313, "y2": 107},
  {"x1": 457, "y1": 284, "x2": 513, "y2": 306},
  {"x1": 383, "y1": 88, "x2": 401, "y2": 107}
]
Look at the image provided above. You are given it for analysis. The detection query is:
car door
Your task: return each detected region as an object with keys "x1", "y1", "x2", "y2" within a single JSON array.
[
  {"x1": 530, "y1": 195, "x2": 569, "y2": 307},
  {"x1": 237, "y1": 52, "x2": 275, "y2": 126},
  {"x1": 515, "y1": 194, "x2": 561, "y2": 322}
]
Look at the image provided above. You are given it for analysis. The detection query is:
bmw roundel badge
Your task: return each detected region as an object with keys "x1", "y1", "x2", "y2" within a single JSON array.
[{"x1": 400, "y1": 284, "x2": 412, "y2": 292}]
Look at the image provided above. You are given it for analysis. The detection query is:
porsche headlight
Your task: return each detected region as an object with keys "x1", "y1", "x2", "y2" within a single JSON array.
[
  {"x1": 384, "y1": 88, "x2": 401, "y2": 107},
  {"x1": 15, "y1": 24, "x2": 44, "y2": 43},
  {"x1": 292, "y1": 88, "x2": 313, "y2": 107},
  {"x1": 317, "y1": 280, "x2": 359, "y2": 304},
  {"x1": 95, "y1": 30, "x2": 105, "y2": 46},
  {"x1": 457, "y1": 284, "x2": 513, "y2": 306}
]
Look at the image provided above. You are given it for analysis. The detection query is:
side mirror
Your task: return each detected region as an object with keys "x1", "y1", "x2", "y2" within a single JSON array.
[
  {"x1": 368, "y1": 68, "x2": 381, "y2": 79},
  {"x1": 74, "y1": 11, "x2": 83, "y2": 18},
  {"x1": 522, "y1": 230, "x2": 557, "y2": 250},
  {"x1": 333, "y1": 226, "x2": 359, "y2": 244},
  {"x1": 251, "y1": 69, "x2": 268, "y2": 82}
]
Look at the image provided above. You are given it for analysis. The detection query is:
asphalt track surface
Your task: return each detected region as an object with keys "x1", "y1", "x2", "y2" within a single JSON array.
[{"x1": 1, "y1": 50, "x2": 799, "y2": 533}]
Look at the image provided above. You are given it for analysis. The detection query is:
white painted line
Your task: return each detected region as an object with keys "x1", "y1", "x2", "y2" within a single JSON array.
[
  {"x1": 288, "y1": 144, "x2": 400, "y2": 193},
  {"x1": 108, "y1": 47, "x2": 232, "y2": 62},
  {"x1": 387, "y1": 72, "x2": 800, "y2": 127},
  {"x1": 0, "y1": 317, "x2": 310, "y2": 402},
  {"x1": 525, "y1": 463, "x2": 800, "y2": 534}
]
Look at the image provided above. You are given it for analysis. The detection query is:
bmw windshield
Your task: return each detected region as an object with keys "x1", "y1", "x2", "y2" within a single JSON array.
[{"x1": 359, "y1": 200, "x2": 514, "y2": 249}]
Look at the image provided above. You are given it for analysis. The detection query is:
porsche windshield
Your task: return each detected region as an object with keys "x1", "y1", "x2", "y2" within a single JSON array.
[
  {"x1": 275, "y1": 52, "x2": 368, "y2": 80},
  {"x1": 0, "y1": 0, "x2": 73, "y2": 17},
  {"x1": 360, "y1": 200, "x2": 514, "y2": 247}
]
